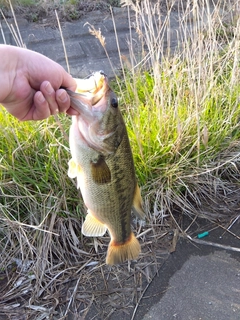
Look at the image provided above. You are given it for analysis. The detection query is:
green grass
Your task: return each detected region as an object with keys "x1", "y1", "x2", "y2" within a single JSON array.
[
  {"x1": 0, "y1": 111, "x2": 83, "y2": 219},
  {"x1": 121, "y1": 60, "x2": 240, "y2": 187},
  {"x1": 0, "y1": 0, "x2": 39, "y2": 6}
]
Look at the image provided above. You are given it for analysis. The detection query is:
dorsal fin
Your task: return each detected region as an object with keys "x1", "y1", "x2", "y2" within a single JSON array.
[{"x1": 132, "y1": 184, "x2": 145, "y2": 220}]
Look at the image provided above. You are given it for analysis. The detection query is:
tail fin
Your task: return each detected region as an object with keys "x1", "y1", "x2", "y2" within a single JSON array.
[{"x1": 106, "y1": 232, "x2": 141, "y2": 265}]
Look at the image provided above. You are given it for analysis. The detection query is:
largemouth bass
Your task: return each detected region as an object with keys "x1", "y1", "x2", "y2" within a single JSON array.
[{"x1": 66, "y1": 71, "x2": 145, "y2": 265}]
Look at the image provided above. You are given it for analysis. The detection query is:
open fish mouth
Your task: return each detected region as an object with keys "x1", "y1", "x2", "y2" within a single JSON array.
[
  {"x1": 61, "y1": 71, "x2": 109, "y2": 114},
  {"x1": 65, "y1": 71, "x2": 119, "y2": 155}
]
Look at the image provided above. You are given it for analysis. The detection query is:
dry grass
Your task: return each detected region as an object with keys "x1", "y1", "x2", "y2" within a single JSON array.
[
  {"x1": 0, "y1": 0, "x2": 240, "y2": 319},
  {"x1": 0, "y1": 213, "x2": 172, "y2": 319}
]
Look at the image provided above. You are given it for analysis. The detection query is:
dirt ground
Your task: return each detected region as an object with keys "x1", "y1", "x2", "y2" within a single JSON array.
[
  {"x1": 0, "y1": 0, "x2": 197, "y2": 26},
  {"x1": 0, "y1": 0, "x2": 119, "y2": 25},
  {"x1": 0, "y1": 0, "x2": 232, "y2": 27}
]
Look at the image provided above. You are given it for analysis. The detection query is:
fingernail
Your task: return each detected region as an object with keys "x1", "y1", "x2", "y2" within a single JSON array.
[
  {"x1": 59, "y1": 90, "x2": 67, "y2": 103},
  {"x1": 38, "y1": 93, "x2": 45, "y2": 103},
  {"x1": 45, "y1": 82, "x2": 53, "y2": 94}
]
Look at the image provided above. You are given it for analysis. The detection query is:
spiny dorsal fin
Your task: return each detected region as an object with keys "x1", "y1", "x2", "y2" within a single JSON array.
[
  {"x1": 91, "y1": 156, "x2": 111, "y2": 184},
  {"x1": 132, "y1": 184, "x2": 145, "y2": 220},
  {"x1": 82, "y1": 210, "x2": 107, "y2": 237}
]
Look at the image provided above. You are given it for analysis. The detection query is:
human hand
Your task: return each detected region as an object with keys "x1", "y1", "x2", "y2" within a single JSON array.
[{"x1": 0, "y1": 45, "x2": 78, "y2": 121}]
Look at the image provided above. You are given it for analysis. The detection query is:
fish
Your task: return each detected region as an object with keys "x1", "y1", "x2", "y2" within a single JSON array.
[{"x1": 66, "y1": 71, "x2": 145, "y2": 265}]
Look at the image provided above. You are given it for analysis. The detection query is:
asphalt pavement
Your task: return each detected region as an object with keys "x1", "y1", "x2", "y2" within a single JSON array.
[{"x1": 135, "y1": 224, "x2": 240, "y2": 320}]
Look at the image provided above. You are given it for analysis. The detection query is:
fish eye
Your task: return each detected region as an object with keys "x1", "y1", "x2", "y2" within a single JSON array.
[{"x1": 111, "y1": 97, "x2": 118, "y2": 108}]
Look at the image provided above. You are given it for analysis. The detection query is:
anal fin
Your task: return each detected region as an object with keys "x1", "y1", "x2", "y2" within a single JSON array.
[
  {"x1": 132, "y1": 184, "x2": 145, "y2": 220},
  {"x1": 82, "y1": 210, "x2": 107, "y2": 237}
]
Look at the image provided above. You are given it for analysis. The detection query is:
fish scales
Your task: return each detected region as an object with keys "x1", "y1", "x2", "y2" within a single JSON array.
[{"x1": 73, "y1": 121, "x2": 135, "y2": 244}]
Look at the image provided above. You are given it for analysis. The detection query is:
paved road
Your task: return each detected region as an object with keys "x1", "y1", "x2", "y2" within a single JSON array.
[
  {"x1": 136, "y1": 225, "x2": 240, "y2": 320},
  {"x1": 0, "y1": 7, "x2": 181, "y2": 79}
]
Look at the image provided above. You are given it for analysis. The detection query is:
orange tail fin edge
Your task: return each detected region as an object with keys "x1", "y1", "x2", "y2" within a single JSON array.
[{"x1": 106, "y1": 232, "x2": 141, "y2": 265}]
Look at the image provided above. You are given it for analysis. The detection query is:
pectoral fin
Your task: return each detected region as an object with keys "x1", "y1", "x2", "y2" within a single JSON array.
[
  {"x1": 68, "y1": 159, "x2": 83, "y2": 189},
  {"x1": 82, "y1": 210, "x2": 107, "y2": 237},
  {"x1": 132, "y1": 184, "x2": 145, "y2": 220},
  {"x1": 68, "y1": 158, "x2": 81, "y2": 178},
  {"x1": 91, "y1": 156, "x2": 111, "y2": 184}
]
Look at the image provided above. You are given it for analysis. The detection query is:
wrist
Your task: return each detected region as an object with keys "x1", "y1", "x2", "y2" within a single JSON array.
[{"x1": 0, "y1": 45, "x2": 19, "y2": 104}]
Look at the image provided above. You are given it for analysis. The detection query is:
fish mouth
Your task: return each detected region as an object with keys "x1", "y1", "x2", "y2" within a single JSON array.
[
  {"x1": 66, "y1": 71, "x2": 117, "y2": 155},
  {"x1": 63, "y1": 71, "x2": 110, "y2": 116}
]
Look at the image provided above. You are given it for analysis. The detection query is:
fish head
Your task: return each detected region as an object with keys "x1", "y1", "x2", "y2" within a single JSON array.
[{"x1": 67, "y1": 72, "x2": 125, "y2": 155}]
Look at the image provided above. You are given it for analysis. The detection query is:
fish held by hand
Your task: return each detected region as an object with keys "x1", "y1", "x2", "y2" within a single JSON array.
[{"x1": 66, "y1": 71, "x2": 145, "y2": 265}]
